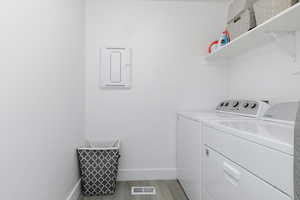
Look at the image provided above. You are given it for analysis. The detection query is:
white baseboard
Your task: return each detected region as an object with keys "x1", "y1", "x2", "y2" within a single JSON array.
[
  {"x1": 66, "y1": 179, "x2": 81, "y2": 200},
  {"x1": 65, "y1": 169, "x2": 176, "y2": 198},
  {"x1": 118, "y1": 168, "x2": 176, "y2": 181}
]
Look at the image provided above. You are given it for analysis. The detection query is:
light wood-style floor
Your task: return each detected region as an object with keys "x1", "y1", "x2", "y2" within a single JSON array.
[{"x1": 80, "y1": 180, "x2": 188, "y2": 200}]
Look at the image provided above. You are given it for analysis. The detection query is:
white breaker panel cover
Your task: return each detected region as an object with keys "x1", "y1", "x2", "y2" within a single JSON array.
[{"x1": 100, "y1": 48, "x2": 132, "y2": 88}]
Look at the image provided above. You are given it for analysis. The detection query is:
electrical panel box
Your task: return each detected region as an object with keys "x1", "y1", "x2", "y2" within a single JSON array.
[{"x1": 100, "y1": 48, "x2": 132, "y2": 88}]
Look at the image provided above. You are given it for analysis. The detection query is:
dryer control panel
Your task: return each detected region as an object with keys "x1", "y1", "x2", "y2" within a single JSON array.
[{"x1": 216, "y1": 100, "x2": 270, "y2": 117}]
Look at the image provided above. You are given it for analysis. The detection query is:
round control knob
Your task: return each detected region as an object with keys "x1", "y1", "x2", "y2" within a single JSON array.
[
  {"x1": 233, "y1": 101, "x2": 239, "y2": 107},
  {"x1": 220, "y1": 102, "x2": 224, "y2": 107},
  {"x1": 251, "y1": 103, "x2": 257, "y2": 109},
  {"x1": 243, "y1": 103, "x2": 249, "y2": 108}
]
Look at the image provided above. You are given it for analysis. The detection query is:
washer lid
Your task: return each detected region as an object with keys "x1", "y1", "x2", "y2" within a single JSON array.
[
  {"x1": 262, "y1": 102, "x2": 299, "y2": 124},
  {"x1": 208, "y1": 120, "x2": 294, "y2": 155}
]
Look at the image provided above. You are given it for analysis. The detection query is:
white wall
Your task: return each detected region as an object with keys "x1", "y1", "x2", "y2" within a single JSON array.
[
  {"x1": 85, "y1": 0, "x2": 228, "y2": 180},
  {"x1": 0, "y1": 0, "x2": 84, "y2": 199},
  {"x1": 228, "y1": 32, "x2": 300, "y2": 104}
]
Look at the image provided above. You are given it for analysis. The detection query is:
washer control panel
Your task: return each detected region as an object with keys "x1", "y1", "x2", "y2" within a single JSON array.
[{"x1": 216, "y1": 100, "x2": 270, "y2": 117}]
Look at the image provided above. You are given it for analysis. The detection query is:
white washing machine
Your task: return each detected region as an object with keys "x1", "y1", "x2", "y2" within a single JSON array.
[
  {"x1": 176, "y1": 100, "x2": 270, "y2": 200},
  {"x1": 202, "y1": 102, "x2": 299, "y2": 200}
]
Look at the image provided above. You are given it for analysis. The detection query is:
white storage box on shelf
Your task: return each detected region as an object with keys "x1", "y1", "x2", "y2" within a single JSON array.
[
  {"x1": 254, "y1": 0, "x2": 299, "y2": 25},
  {"x1": 226, "y1": 0, "x2": 257, "y2": 41},
  {"x1": 227, "y1": 0, "x2": 248, "y2": 22},
  {"x1": 227, "y1": 9, "x2": 251, "y2": 41}
]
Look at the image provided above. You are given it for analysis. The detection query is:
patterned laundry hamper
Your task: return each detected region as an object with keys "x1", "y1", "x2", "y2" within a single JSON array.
[{"x1": 77, "y1": 139, "x2": 120, "y2": 196}]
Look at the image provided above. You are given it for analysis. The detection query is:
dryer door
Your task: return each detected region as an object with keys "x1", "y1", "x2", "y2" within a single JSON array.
[
  {"x1": 203, "y1": 145, "x2": 290, "y2": 200},
  {"x1": 295, "y1": 102, "x2": 300, "y2": 200}
]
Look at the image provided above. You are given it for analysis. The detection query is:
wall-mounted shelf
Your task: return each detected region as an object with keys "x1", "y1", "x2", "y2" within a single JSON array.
[{"x1": 205, "y1": 3, "x2": 300, "y2": 61}]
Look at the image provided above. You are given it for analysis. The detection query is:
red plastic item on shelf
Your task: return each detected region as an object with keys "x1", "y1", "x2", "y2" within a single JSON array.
[{"x1": 208, "y1": 40, "x2": 219, "y2": 54}]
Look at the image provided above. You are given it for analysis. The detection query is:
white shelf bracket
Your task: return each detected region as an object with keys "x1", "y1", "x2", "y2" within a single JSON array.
[
  {"x1": 266, "y1": 31, "x2": 300, "y2": 75},
  {"x1": 267, "y1": 31, "x2": 297, "y2": 62},
  {"x1": 201, "y1": 57, "x2": 229, "y2": 66}
]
